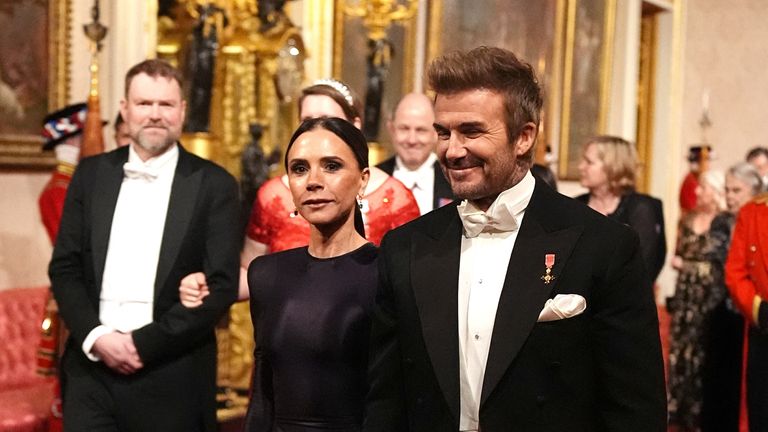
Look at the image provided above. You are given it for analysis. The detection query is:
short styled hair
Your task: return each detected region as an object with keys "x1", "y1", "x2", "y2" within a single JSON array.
[
  {"x1": 727, "y1": 162, "x2": 763, "y2": 196},
  {"x1": 427, "y1": 46, "x2": 543, "y2": 164},
  {"x1": 746, "y1": 146, "x2": 768, "y2": 161},
  {"x1": 585, "y1": 135, "x2": 637, "y2": 195},
  {"x1": 124, "y1": 59, "x2": 184, "y2": 97}
]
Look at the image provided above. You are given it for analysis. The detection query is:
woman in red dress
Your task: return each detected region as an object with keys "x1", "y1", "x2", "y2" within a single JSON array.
[
  {"x1": 245, "y1": 80, "x2": 419, "y2": 255},
  {"x1": 180, "y1": 80, "x2": 420, "y2": 300}
]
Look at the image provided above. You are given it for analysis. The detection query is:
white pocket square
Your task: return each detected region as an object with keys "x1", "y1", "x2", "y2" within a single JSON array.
[{"x1": 537, "y1": 294, "x2": 587, "y2": 322}]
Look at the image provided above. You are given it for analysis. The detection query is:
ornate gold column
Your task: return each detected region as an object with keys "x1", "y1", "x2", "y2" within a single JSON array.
[{"x1": 157, "y1": 1, "x2": 306, "y2": 421}]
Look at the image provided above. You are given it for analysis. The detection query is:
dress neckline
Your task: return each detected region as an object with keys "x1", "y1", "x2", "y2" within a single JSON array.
[{"x1": 305, "y1": 242, "x2": 375, "y2": 261}]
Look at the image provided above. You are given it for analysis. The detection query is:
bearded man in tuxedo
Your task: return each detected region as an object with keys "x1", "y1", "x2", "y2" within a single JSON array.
[
  {"x1": 49, "y1": 59, "x2": 239, "y2": 432},
  {"x1": 364, "y1": 46, "x2": 666, "y2": 432}
]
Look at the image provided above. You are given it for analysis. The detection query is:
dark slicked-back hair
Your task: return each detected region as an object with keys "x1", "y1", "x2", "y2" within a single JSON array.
[
  {"x1": 427, "y1": 46, "x2": 543, "y2": 164},
  {"x1": 124, "y1": 59, "x2": 184, "y2": 97},
  {"x1": 746, "y1": 146, "x2": 768, "y2": 161},
  {"x1": 285, "y1": 117, "x2": 369, "y2": 237}
]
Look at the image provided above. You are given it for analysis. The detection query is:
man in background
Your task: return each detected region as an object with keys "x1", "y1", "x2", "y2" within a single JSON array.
[
  {"x1": 726, "y1": 190, "x2": 768, "y2": 430},
  {"x1": 113, "y1": 112, "x2": 132, "y2": 147},
  {"x1": 49, "y1": 59, "x2": 239, "y2": 431},
  {"x1": 746, "y1": 146, "x2": 768, "y2": 188},
  {"x1": 378, "y1": 92, "x2": 453, "y2": 215}
]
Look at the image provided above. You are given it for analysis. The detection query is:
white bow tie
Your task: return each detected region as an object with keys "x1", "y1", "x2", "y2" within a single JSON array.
[
  {"x1": 457, "y1": 200, "x2": 518, "y2": 238},
  {"x1": 123, "y1": 162, "x2": 159, "y2": 181}
]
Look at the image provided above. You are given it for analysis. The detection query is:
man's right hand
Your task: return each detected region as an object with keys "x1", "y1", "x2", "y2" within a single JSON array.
[
  {"x1": 91, "y1": 332, "x2": 143, "y2": 375},
  {"x1": 179, "y1": 272, "x2": 209, "y2": 308}
]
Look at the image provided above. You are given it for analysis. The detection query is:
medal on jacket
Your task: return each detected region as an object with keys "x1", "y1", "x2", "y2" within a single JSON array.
[{"x1": 541, "y1": 253, "x2": 556, "y2": 284}]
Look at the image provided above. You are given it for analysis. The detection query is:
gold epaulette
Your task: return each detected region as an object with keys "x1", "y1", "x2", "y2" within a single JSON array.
[
  {"x1": 55, "y1": 162, "x2": 76, "y2": 176},
  {"x1": 752, "y1": 192, "x2": 768, "y2": 205}
]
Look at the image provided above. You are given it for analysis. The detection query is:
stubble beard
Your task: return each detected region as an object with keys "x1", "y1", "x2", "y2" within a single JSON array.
[{"x1": 450, "y1": 158, "x2": 529, "y2": 205}]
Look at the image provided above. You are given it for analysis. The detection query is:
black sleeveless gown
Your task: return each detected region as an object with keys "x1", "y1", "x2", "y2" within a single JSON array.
[{"x1": 244, "y1": 243, "x2": 378, "y2": 432}]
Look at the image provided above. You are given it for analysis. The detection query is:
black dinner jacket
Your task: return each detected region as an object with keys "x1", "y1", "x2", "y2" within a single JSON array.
[
  {"x1": 49, "y1": 144, "x2": 240, "y2": 431},
  {"x1": 365, "y1": 178, "x2": 667, "y2": 432},
  {"x1": 377, "y1": 156, "x2": 454, "y2": 212}
]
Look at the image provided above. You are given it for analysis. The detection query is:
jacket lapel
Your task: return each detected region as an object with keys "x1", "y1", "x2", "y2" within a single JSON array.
[
  {"x1": 377, "y1": 156, "x2": 396, "y2": 175},
  {"x1": 411, "y1": 204, "x2": 463, "y2": 420},
  {"x1": 432, "y1": 161, "x2": 453, "y2": 209},
  {"x1": 91, "y1": 148, "x2": 129, "y2": 287},
  {"x1": 480, "y1": 182, "x2": 583, "y2": 405},
  {"x1": 155, "y1": 146, "x2": 201, "y2": 298}
]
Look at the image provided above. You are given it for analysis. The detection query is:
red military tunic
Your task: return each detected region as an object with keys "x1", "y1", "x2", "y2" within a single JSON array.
[
  {"x1": 726, "y1": 193, "x2": 768, "y2": 321},
  {"x1": 38, "y1": 163, "x2": 75, "y2": 243},
  {"x1": 679, "y1": 171, "x2": 699, "y2": 213},
  {"x1": 725, "y1": 193, "x2": 768, "y2": 432},
  {"x1": 37, "y1": 162, "x2": 74, "y2": 432}
]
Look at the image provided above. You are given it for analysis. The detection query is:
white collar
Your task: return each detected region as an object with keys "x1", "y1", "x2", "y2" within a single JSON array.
[
  {"x1": 394, "y1": 152, "x2": 437, "y2": 176},
  {"x1": 128, "y1": 143, "x2": 179, "y2": 171}
]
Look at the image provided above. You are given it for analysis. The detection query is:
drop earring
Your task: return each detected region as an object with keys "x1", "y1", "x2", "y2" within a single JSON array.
[{"x1": 356, "y1": 195, "x2": 363, "y2": 209}]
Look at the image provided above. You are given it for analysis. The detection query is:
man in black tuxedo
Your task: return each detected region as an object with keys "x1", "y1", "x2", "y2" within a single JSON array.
[
  {"x1": 377, "y1": 92, "x2": 453, "y2": 214},
  {"x1": 365, "y1": 47, "x2": 666, "y2": 431},
  {"x1": 49, "y1": 59, "x2": 239, "y2": 431}
]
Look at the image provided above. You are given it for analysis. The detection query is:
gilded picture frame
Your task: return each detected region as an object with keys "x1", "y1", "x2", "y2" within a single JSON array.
[
  {"x1": 0, "y1": 0, "x2": 71, "y2": 170},
  {"x1": 558, "y1": 0, "x2": 615, "y2": 179},
  {"x1": 426, "y1": 0, "x2": 616, "y2": 180},
  {"x1": 332, "y1": 0, "x2": 418, "y2": 148}
]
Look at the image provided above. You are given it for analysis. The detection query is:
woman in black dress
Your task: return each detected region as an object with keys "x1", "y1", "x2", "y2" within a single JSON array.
[
  {"x1": 576, "y1": 135, "x2": 666, "y2": 282},
  {"x1": 245, "y1": 117, "x2": 375, "y2": 431}
]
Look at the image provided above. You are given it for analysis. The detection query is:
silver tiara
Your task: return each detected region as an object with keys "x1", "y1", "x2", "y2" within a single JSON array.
[{"x1": 312, "y1": 78, "x2": 354, "y2": 107}]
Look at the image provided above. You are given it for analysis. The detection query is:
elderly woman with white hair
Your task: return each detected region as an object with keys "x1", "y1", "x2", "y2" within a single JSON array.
[
  {"x1": 667, "y1": 169, "x2": 726, "y2": 432},
  {"x1": 700, "y1": 162, "x2": 763, "y2": 431}
]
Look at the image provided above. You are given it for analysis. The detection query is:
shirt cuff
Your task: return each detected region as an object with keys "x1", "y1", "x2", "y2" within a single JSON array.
[{"x1": 82, "y1": 325, "x2": 114, "y2": 362}]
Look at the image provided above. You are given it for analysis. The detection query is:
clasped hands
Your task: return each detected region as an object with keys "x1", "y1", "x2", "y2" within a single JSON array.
[
  {"x1": 90, "y1": 273, "x2": 210, "y2": 375},
  {"x1": 92, "y1": 332, "x2": 143, "y2": 375}
]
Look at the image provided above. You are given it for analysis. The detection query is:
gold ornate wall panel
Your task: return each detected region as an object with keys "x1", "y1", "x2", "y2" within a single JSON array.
[
  {"x1": 558, "y1": 0, "x2": 615, "y2": 179},
  {"x1": 157, "y1": 1, "x2": 305, "y2": 420},
  {"x1": 157, "y1": 1, "x2": 304, "y2": 177},
  {"x1": 333, "y1": 0, "x2": 418, "y2": 150},
  {"x1": 218, "y1": 49, "x2": 258, "y2": 176},
  {"x1": 635, "y1": 9, "x2": 659, "y2": 194}
]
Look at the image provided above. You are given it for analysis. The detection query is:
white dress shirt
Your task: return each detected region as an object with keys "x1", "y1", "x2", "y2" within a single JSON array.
[
  {"x1": 392, "y1": 153, "x2": 437, "y2": 215},
  {"x1": 82, "y1": 144, "x2": 179, "y2": 361},
  {"x1": 457, "y1": 171, "x2": 535, "y2": 431}
]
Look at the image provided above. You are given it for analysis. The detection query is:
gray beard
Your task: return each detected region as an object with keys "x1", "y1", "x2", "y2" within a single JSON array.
[{"x1": 135, "y1": 131, "x2": 177, "y2": 157}]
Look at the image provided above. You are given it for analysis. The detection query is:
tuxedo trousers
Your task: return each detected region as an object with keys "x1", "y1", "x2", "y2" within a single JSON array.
[{"x1": 60, "y1": 343, "x2": 210, "y2": 432}]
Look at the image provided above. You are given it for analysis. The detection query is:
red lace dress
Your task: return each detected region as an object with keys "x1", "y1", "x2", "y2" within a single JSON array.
[{"x1": 246, "y1": 176, "x2": 420, "y2": 251}]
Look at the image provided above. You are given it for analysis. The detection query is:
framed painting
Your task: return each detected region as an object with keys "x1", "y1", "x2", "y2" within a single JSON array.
[
  {"x1": 426, "y1": 0, "x2": 616, "y2": 180},
  {"x1": 0, "y1": 0, "x2": 71, "y2": 170},
  {"x1": 333, "y1": 0, "x2": 418, "y2": 149},
  {"x1": 558, "y1": 0, "x2": 615, "y2": 179},
  {"x1": 426, "y1": 0, "x2": 562, "y2": 169}
]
